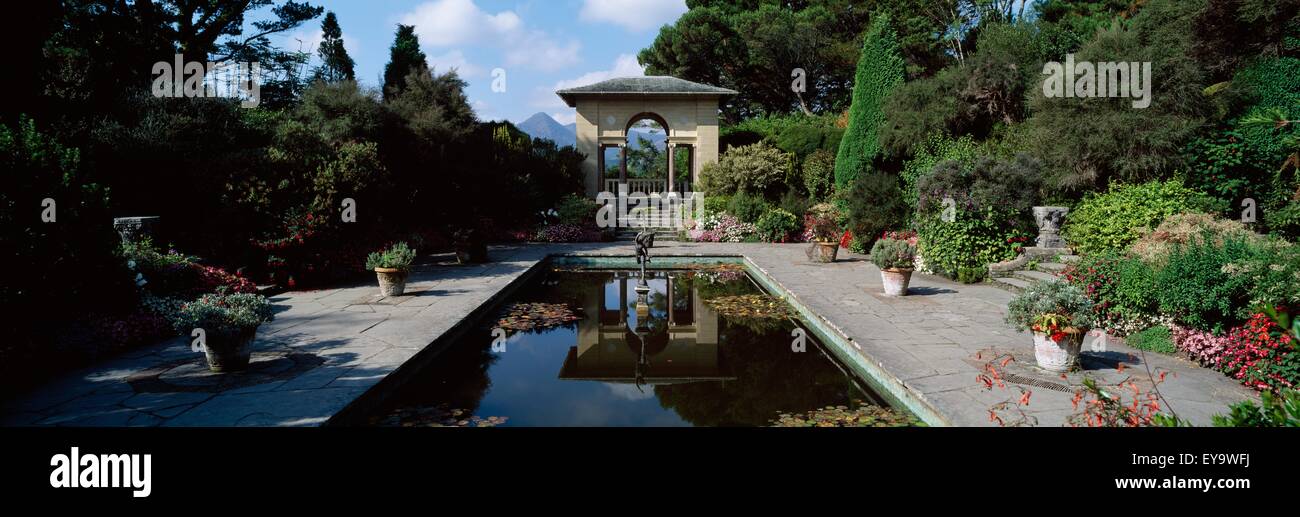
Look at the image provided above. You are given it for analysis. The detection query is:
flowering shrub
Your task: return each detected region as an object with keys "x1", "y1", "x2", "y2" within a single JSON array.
[
  {"x1": 1172, "y1": 325, "x2": 1234, "y2": 367},
  {"x1": 252, "y1": 210, "x2": 326, "y2": 253},
  {"x1": 802, "y1": 203, "x2": 842, "y2": 242},
  {"x1": 1064, "y1": 251, "x2": 1177, "y2": 336},
  {"x1": 755, "y1": 208, "x2": 800, "y2": 242},
  {"x1": 880, "y1": 230, "x2": 917, "y2": 245},
  {"x1": 691, "y1": 213, "x2": 756, "y2": 243},
  {"x1": 1068, "y1": 377, "x2": 1179, "y2": 427},
  {"x1": 1218, "y1": 312, "x2": 1299, "y2": 392},
  {"x1": 196, "y1": 265, "x2": 257, "y2": 294},
  {"x1": 1129, "y1": 211, "x2": 1258, "y2": 264},
  {"x1": 531, "y1": 224, "x2": 605, "y2": 243}
]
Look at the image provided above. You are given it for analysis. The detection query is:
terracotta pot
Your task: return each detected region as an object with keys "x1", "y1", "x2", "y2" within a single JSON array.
[
  {"x1": 1032, "y1": 330, "x2": 1083, "y2": 372},
  {"x1": 374, "y1": 267, "x2": 409, "y2": 296},
  {"x1": 808, "y1": 242, "x2": 839, "y2": 263},
  {"x1": 880, "y1": 268, "x2": 913, "y2": 296},
  {"x1": 203, "y1": 327, "x2": 258, "y2": 373}
]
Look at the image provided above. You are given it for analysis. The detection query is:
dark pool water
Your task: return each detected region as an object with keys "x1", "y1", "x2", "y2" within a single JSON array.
[{"x1": 369, "y1": 266, "x2": 894, "y2": 427}]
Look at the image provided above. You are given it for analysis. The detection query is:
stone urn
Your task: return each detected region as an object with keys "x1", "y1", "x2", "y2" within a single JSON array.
[
  {"x1": 1032, "y1": 329, "x2": 1083, "y2": 372},
  {"x1": 807, "y1": 242, "x2": 839, "y2": 263},
  {"x1": 880, "y1": 268, "x2": 913, "y2": 296},
  {"x1": 113, "y1": 216, "x2": 161, "y2": 243},
  {"x1": 1031, "y1": 206, "x2": 1069, "y2": 249},
  {"x1": 374, "y1": 267, "x2": 409, "y2": 296},
  {"x1": 203, "y1": 327, "x2": 258, "y2": 373}
]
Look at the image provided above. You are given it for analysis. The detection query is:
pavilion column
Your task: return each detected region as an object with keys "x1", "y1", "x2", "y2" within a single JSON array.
[
  {"x1": 597, "y1": 145, "x2": 606, "y2": 192},
  {"x1": 619, "y1": 275, "x2": 627, "y2": 325},
  {"x1": 666, "y1": 143, "x2": 676, "y2": 193},
  {"x1": 667, "y1": 275, "x2": 675, "y2": 326},
  {"x1": 687, "y1": 145, "x2": 696, "y2": 189},
  {"x1": 619, "y1": 143, "x2": 628, "y2": 185}
]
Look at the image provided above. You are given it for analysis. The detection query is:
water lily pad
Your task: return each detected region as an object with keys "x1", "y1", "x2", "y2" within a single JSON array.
[
  {"x1": 497, "y1": 302, "x2": 582, "y2": 331},
  {"x1": 370, "y1": 404, "x2": 509, "y2": 427},
  {"x1": 771, "y1": 402, "x2": 919, "y2": 427},
  {"x1": 704, "y1": 294, "x2": 794, "y2": 320}
]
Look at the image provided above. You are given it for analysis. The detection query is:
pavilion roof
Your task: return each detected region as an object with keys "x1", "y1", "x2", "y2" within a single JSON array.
[{"x1": 557, "y1": 76, "x2": 737, "y2": 107}]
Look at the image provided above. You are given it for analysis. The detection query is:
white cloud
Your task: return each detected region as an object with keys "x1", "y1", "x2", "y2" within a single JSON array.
[
  {"x1": 530, "y1": 54, "x2": 645, "y2": 114},
  {"x1": 399, "y1": 0, "x2": 521, "y2": 46},
  {"x1": 427, "y1": 49, "x2": 483, "y2": 78},
  {"x1": 472, "y1": 99, "x2": 501, "y2": 121},
  {"x1": 604, "y1": 383, "x2": 655, "y2": 401},
  {"x1": 284, "y1": 29, "x2": 360, "y2": 59},
  {"x1": 553, "y1": 54, "x2": 646, "y2": 90},
  {"x1": 400, "y1": 0, "x2": 579, "y2": 71},
  {"x1": 533, "y1": 54, "x2": 646, "y2": 124},
  {"x1": 580, "y1": 0, "x2": 688, "y2": 32},
  {"x1": 503, "y1": 31, "x2": 581, "y2": 72}
]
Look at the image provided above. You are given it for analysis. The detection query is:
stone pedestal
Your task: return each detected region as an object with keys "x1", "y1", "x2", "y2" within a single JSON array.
[
  {"x1": 113, "y1": 216, "x2": 160, "y2": 243},
  {"x1": 1032, "y1": 206, "x2": 1068, "y2": 249}
]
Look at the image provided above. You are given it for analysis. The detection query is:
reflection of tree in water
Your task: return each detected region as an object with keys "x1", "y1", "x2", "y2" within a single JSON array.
[
  {"x1": 654, "y1": 321, "x2": 864, "y2": 427},
  {"x1": 377, "y1": 329, "x2": 499, "y2": 415}
]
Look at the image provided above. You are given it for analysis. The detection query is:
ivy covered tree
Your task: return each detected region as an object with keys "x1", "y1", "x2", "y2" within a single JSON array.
[
  {"x1": 382, "y1": 25, "x2": 428, "y2": 101},
  {"x1": 834, "y1": 13, "x2": 904, "y2": 189},
  {"x1": 313, "y1": 12, "x2": 355, "y2": 82}
]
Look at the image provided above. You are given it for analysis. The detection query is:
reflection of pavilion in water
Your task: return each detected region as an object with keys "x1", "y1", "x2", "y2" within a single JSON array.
[{"x1": 558, "y1": 271, "x2": 733, "y2": 385}]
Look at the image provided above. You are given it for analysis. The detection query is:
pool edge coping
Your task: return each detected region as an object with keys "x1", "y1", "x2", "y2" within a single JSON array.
[{"x1": 336, "y1": 251, "x2": 949, "y2": 427}]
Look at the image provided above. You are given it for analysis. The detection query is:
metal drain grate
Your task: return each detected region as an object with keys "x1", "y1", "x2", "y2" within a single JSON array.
[{"x1": 1001, "y1": 373, "x2": 1075, "y2": 393}]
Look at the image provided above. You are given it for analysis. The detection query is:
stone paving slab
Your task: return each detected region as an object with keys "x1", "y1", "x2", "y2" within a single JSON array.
[
  {"x1": 0, "y1": 244, "x2": 565, "y2": 427},
  {"x1": 1, "y1": 241, "x2": 1258, "y2": 427}
]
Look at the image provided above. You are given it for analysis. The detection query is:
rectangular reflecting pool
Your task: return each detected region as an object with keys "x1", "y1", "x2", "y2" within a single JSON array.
[{"x1": 367, "y1": 263, "x2": 916, "y2": 427}]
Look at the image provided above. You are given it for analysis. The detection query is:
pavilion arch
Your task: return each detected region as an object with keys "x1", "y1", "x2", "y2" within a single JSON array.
[{"x1": 557, "y1": 76, "x2": 737, "y2": 197}]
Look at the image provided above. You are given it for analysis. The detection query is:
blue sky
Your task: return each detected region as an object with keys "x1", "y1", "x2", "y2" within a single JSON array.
[{"x1": 270, "y1": 0, "x2": 688, "y2": 124}]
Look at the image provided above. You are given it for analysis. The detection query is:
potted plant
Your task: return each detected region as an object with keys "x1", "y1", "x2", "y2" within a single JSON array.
[
  {"x1": 1005, "y1": 280, "x2": 1096, "y2": 372},
  {"x1": 366, "y1": 241, "x2": 416, "y2": 296},
  {"x1": 870, "y1": 235, "x2": 916, "y2": 296},
  {"x1": 803, "y1": 203, "x2": 842, "y2": 263},
  {"x1": 174, "y1": 289, "x2": 275, "y2": 372},
  {"x1": 453, "y1": 228, "x2": 488, "y2": 264}
]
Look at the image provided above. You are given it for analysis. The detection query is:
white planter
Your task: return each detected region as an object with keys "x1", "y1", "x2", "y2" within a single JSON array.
[
  {"x1": 880, "y1": 268, "x2": 913, "y2": 296},
  {"x1": 1033, "y1": 330, "x2": 1083, "y2": 372}
]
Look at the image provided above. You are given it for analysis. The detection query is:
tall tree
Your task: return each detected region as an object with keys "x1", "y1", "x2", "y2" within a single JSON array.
[
  {"x1": 313, "y1": 12, "x2": 355, "y2": 82},
  {"x1": 383, "y1": 25, "x2": 428, "y2": 101},
  {"x1": 834, "y1": 13, "x2": 905, "y2": 189}
]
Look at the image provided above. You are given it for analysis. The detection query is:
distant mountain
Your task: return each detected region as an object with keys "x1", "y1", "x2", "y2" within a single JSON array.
[
  {"x1": 517, "y1": 112, "x2": 672, "y2": 150},
  {"x1": 517, "y1": 112, "x2": 576, "y2": 148}
]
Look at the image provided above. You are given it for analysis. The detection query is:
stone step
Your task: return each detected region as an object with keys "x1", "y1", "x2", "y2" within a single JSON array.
[
  {"x1": 614, "y1": 230, "x2": 681, "y2": 242},
  {"x1": 1013, "y1": 269, "x2": 1060, "y2": 283},
  {"x1": 1036, "y1": 262, "x2": 1068, "y2": 273},
  {"x1": 1058, "y1": 254, "x2": 1079, "y2": 263},
  {"x1": 992, "y1": 276, "x2": 1033, "y2": 293}
]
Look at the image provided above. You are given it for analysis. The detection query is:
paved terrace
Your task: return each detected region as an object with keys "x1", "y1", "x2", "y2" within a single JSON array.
[{"x1": 1, "y1": 242, "x2": 1257, "y2": 427}]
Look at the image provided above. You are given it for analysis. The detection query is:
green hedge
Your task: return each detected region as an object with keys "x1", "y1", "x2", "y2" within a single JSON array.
[
  {"x1": 917, "y1": 207, "x2": 1021, "y2": 278},
  {"x1": 1064, "y1": 180, "x2": 1222, "y2": 255}
]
